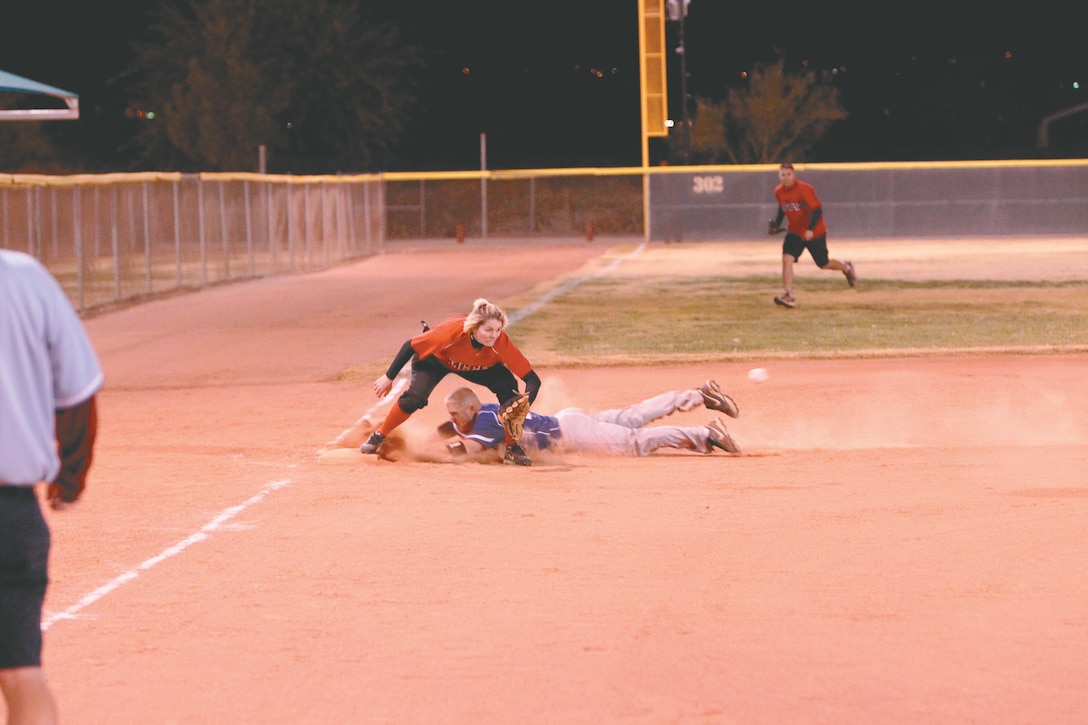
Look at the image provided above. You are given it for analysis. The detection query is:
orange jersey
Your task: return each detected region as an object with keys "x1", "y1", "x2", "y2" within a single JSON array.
[
  {"x1": 774, "y1": 180, "x2": 827, "y2": 237},
  {"x1": 410, "y1": 316, "x2": 532, "y2": 377}
]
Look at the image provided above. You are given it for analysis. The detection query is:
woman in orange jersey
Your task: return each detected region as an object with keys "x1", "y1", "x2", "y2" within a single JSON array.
[{"x1": 359, "y1": 298, "x2": 541, "y2": 466}]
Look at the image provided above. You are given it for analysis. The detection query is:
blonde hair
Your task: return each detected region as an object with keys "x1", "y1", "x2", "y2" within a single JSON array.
[
  {"x1": 462, "y1": 297, "x2": 508, "y2": 334},
  {"x1": 445, "y1": 387, "x2": 481, "y2": 412}
]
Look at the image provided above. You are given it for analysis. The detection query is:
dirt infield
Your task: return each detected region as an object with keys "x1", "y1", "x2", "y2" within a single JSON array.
[{"x1": 19, "y1": 237, "x2": 1088, "y2": 724}]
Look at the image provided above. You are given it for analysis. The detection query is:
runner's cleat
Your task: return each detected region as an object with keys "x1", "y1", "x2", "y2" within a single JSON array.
[
  {"x1": 706, "y1": 418, "x2": 741, "y2": 454},
  {"x1": 699, "y1": 379, "x2": 739, "y2": 418}
]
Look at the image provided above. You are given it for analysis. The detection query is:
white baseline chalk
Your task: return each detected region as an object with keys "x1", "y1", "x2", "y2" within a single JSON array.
[{"x1": 42, "y1": 478, "x2": 293, "y2": 631}]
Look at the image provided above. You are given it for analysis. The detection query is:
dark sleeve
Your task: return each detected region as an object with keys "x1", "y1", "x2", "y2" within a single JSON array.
[
  {"x1": 808, "y1": 207, "x2": 822, "y2": 230},
  {"x1": 773, "y1": 208, "x2": 785, "y2": 227},
  {"x1": 52, "y1": 395, "x2": 98, "y2": 503},
  {"x1": 522, "y1": 370, "x2": 542, "y2": 404},
  {"x1": 384, "y1": 339, "x2": 416, "y2": 379}
]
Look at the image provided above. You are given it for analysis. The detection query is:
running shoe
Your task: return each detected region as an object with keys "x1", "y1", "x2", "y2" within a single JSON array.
[
  {"x1": 843, "y1": 261, "x2": 857, "y2": 288},
  {"x1": 706, "y1": 418, "x2": 741, "y2": 454},
  {"x1": 699, "y1": 379, "x2": 739, "y2": 418},
  {"x1": 774, "y1": 292, "x2": 795, "y2": 308},
  {"x1": 359, "y1": 431, "x2": 385, "y2": 454}
]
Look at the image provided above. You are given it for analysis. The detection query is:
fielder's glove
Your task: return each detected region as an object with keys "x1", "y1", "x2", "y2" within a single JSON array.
[
  {"x1": 768, "y1": 219, "x2": 785, "y2": 235},
  {"x1": 497, "y1": 392, "x2": 531, "y2": 441}
]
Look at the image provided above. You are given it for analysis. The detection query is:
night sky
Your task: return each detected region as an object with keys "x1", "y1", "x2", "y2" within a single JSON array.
[{"x1": 2, "y1": 1, "x2": 1085, "y2": 171}]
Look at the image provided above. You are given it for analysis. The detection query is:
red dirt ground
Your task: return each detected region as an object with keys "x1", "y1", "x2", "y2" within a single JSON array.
[{"x1": 16, "y1": 237, "x2": 1088, "y2": 724}]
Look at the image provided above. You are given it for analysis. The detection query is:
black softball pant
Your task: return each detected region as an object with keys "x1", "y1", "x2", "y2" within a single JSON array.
[{"x1": 397, "y1": 355, "x2": 521, "y2": 413}]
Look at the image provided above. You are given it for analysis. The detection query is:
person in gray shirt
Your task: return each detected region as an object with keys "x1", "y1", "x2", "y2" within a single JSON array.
[{"x1": 1, "y1": 249, "x2": 103, "y2": 725}]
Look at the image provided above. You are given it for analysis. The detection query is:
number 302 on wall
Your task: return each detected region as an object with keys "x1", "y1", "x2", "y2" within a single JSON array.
[{"x1": 692, "y1": 176, "x2": 724, "y2": 194}]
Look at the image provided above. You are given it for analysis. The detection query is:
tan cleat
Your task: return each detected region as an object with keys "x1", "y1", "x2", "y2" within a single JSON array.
[
  {"x1": 699, "y1": 379, "x2": 739, "y2": 418},
  {"x1": 706, "y1": 418, "x2": 740, "y2": 455}
]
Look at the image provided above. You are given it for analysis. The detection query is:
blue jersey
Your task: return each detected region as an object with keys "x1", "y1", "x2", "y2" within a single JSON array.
[{"x1": 463, "y1": 403, "x2": 562, "y2": 450}]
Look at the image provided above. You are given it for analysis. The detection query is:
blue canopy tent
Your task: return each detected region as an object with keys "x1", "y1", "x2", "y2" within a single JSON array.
[{"x1": 0, "y1": 69, "x2": 79, "y2": 121}]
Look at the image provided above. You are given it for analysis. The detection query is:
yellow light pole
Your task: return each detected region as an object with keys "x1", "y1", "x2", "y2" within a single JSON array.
[{"x1": 637, "y1": 0, "x2": 669, "y2": 239}]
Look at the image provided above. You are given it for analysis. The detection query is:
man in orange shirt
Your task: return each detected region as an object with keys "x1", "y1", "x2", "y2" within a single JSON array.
[
  {"x1": 360, "y1": 298, "x2": 541, "y2": 466},
  {"x1": 769, "y1": 163, "x2": 856, "y2": 308}
]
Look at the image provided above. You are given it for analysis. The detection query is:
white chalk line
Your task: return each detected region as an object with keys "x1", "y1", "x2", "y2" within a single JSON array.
[
  {"x1": 42, "y1": 478, "x2": 293, "y2": 632},
  {"x1": 320, "y1": 375, "x2": 408, "y2": 451},
  {"x1": 506, "y1": 241, "x2": 647, "y2": 325},
  {"x1": 322, "y1": 241, "x2": 648, "y2": 453}
]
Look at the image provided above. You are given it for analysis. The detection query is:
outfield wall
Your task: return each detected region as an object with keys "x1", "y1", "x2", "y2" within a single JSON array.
[{"x1": 649, "y1": 160, "x2": 1088, "y2": 241}]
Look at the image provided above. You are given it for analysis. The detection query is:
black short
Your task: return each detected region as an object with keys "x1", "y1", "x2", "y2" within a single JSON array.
[
  {"x1": 397, "y1": 355, "x2": 521, "y2": 413},
  {"x1": 0, "y1": 486, "x2": 50, "y2": 669},
  {"x1": 782, "y1": 232, "x2": 830, "y2": 267}
]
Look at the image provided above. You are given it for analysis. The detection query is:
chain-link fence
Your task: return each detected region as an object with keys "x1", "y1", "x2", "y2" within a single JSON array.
[
  {"x1": 5, "y1": 160, "x2": 1085, "y2": 311},
  {"x1": 1, "y1": 172, "x2": 383, "y2": 311}
]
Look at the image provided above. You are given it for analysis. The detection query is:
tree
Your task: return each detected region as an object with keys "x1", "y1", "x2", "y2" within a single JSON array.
[
  {"x1": 682, "y1": 58, "x2": 848, "y2": 164},
  {"x1": 122, "y1": 0, "x2": 424, "y2": 172}
]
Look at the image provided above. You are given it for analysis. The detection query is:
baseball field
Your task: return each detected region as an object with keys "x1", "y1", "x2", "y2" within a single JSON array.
[{"x1": 19, "y1": 236, "x2": 1088, "y2": 724}]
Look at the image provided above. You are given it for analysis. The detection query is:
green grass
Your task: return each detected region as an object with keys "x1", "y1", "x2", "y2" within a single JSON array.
[{"x1": 508, "y1": 276, "x2": 1088, "y2": 364}]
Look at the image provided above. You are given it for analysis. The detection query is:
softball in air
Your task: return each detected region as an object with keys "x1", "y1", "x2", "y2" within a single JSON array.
[{"x1": 747, "y1": 367, "x2": 770, "y2": 384}]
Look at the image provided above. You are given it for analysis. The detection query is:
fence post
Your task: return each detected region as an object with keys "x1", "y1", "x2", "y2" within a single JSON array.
[
  {"x1": 219, "y1": 180, "x2": 229, "y2": 279},
  {"x1": 111, "y1": 186, "x2": 120, "y2": 302},
  {"x1": 418, "y1": 179, "x2": 425, "y2": 237},
  {"x1": 26, "y1": 187, "x2": 34, "y2": 256},
  {"x1": 142, "y1": 181, "x2": 152, "y2": 294},
  {"x1": 198, "y1": 178, "x2": 207, "y2": 286},
  {"x1": 50, "y1": 186, "x2": 58, "y2": 259},
  {"x1": 345, "y1": 183, "x2": 356, "y2": 257},
  {"x1": 286, "y1": 183, "x2": 294, "y2": 270},
  {"x1": 529, "y1": 177, "x2": 536, "y2": 234},
  {"x1": 173, "y1": 179, "x2": 182, "y2": 287},
  {"x1": 266, "y1": 181, "x2": 275, "y2": 273},
  {"x1": 244, "y1": 179, "x2": 254, "y2": 276}
]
